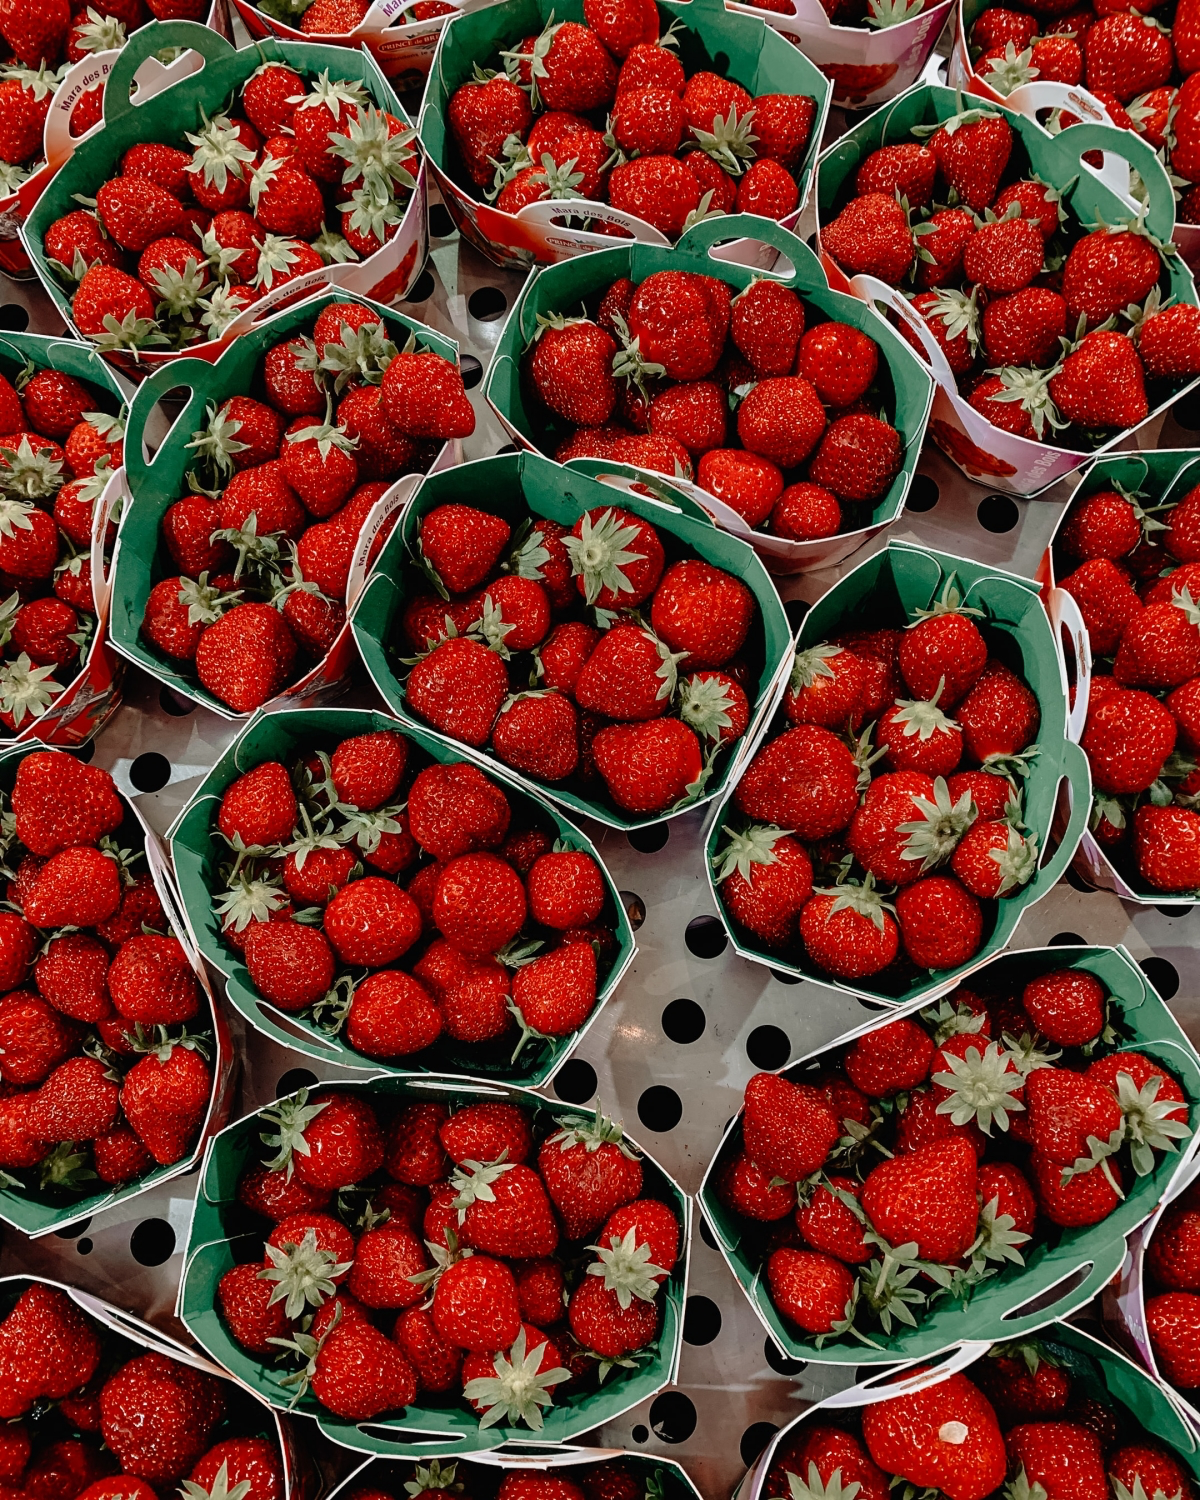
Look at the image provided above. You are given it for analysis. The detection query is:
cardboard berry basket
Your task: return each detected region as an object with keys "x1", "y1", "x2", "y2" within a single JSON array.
[
  {"x1": 350, "y1": 448, "x2": 794, "y2": 832},
  {"x1": 166, "y1": 704, "x2": 636, "y2": 1084},
  {"x1": 106, "y1": 288, "x2": 464, "y2": 722},
  {"x1": 1041, "y1": 449, "x2": 1200, "y2": 910},
  {"x1": 21, "y1": 20, "x2": 429, "y2": 376},
  {"x1": 0, "y1": 743, "x2": 234, "y2": 1238},
  {"x1": 484, "y1": 214, "x2": 934, "y2": 576},
  {"x1": 703, "y1": 538, "x2": 1092, "y2": 1005},
  {"x1": 815, "y1": 83, "x2": 1200, "y2": 498},
  {"x1": 701, "y1": 942, "x2": 1200, "y2": 1366},
  {"x1": 416, "y1": 0, "x2": 832, "y2": 269},
  {"x1": 178, "y1": 1075, "x2": 689, "y2": 1457},
  {"x1": 733, "y1": 1322, "x2": 1200, "y2": 1500},
  {"x1": 946, "y1": 0, "x2": 1200, "y2": 273},
  {"x1": 0, "y1": 1275, "x2": 308, "y2": 1495},
  {"x1": 0, "y1": 331, "x2": 127, "y2": 749},
  {"x1": 327, "y1": 1446, "x2": 704, "y2": 1500}
]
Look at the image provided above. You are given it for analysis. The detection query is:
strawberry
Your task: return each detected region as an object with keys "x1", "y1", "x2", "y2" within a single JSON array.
[
  {"x1": 97, "y1": 874, "x2": 163, "y2": 950},
  {"x1": 695, "y1": 449, "x2": 784, "y2": 527},
  {"x1": 162, "y1": 496, "x2": 231, "y2": 579},
  {"x1": 1134, "y1": 805, "x2": 1200, "y2": 891},
  {"x1": 95, "y1": 175, "x2": 183, "y2": 253},
  {"x1": 730, "y1": 278, "x2": 805, "y2": 376},
  {"x1": 1081, "y1": 686, "x2": 1176, "y2": 792},
  {"x1": 823, "y1": 193, "x2": 914, "y2": 283},
  {"x1": 735, "y1": 158, "x2": 798, "y2": 219},
  {"x1": 406, "y1": 762, "x2": 509, "y2": 862},
  {"x1": 262, "y1": 1089, "x2": 383, "y2": 1191},
  {"x1": 0, "y1": 1095, "x2": 47, "y2": 1171},
  {"x1": 195, "y1": 602, "x2": 298, "y2": 713},
  {"x1": 914, "y1": 206, "x2": 976, "y2": 290},
  {"x1": 1149, "y1": 1200, "x2": 1200, "y2": 1288},
  {"x1": 108, "y1": 934, "x2": 200, "y2": 1025},
  {"x1": 735, "y1": 725, "x2": 859, "y2": 839},
  {"x1": 718, "y1": 1150, "x2": 795, "y2": 1220},
  {"x1": 568, "y1": 1273, "x2": 657, "y2": 1357},
  {"x1": 492, "y1": 691, "x2": 580, "y2": 781},
  {"x1": 798, "y1": 322, "x2": 880, "y2": 407},
  {"x1": 625, "y1": 271, "x2": 730, "y2": 380},
  {"x1": 0, "y1": 990, "x2": 77, "y2": 1085},
  {"x1": 928, "y1": 110, "x2": 1012, "y2": 210},
  {"x1": 843, "y1": 1016, "x2": 934, "y2": 1097},
  {"x1": 121, "y1": 1035, "x2": 211, "y2": 1164},
  {"x1": 972, "y1": 7, "x2": 1037, "y2": 48},
  {"x1": 1031, "y1": 1145, "x2": 1123, "y2": 1225},
  {"x1": 324, "y1": 876, "x2": 420, "y2": 966},
  {"x1": 243, "y1": 63, "x2": 305, "y2": 137},
  {"x1": 1138, "y1": 304, "x2": 1200, "y2": 380},
  {"x1": 536, "y1": 1111, "x2": 641, "y2": 1241},
  {"x1": 510, "y1": 939, "x2": 596, "y2": 1039},
  {"x1": 1027, "y1": 1066, "x2": 1122, "y2": 1168},
  {"x1": 894, "y1": 874, "x2": 981, "y2": 969},
  {"x1": 1008, "y1": 1423, "x2": 1107, "y2": 1500},
  {"x1": 454, "y1": 1159, "x2": 559, "y2": 1257},
  {"x1": 0, "y1": 911, "x2": 34, "y2": 991},
  {"x1": 420, "y1": 504, "x2": 511, "y2": 593},
  {"x1": 1050, "y1": 329, "x2": 1148, "y2": 428},
  {"x1": 0, "y1": 1284, "x2": 102, "y2": 1417},
  {"x1": 526, "y1": 851, "x2": 604, "y2": 931},
  {"x1": 1085, "y1": 14, "x2": 1173, "y2": 102},
  {"x1": 737, "y1": 376, "x2": 825, "y2": 469},
  {"x1": 574, "y1": 623, "x2": 680, "y2": 721},
  {"x1": 714, "y1": 826, "x2": 813, "y2": 948},
  {"x1": 766, "y1": 1247, "x2": 854, "y2": 1333},
  {"x1": 27, "y1": 1054, "x2": 118, "y2": 1141},
  {"x1": 218, "y1": 760, "x2": 296, "y2": 848},
  {"x1": 1062, "y1": 227, "x2": 1162, "y2": 326},
  {"x1": 238, "y1": 1163, "x2": 331, "y2": 1221},
  {"x1": 583, "y1": 0, "x2": 656, "y2": 57},
  {"x1": 863, "y1": 1372, "x2": 1005, "y2": 1500},
  {"x1": 432, "y1": 1254, "x2": 522, "y2": 1351},
  {"x1": 1110, "y1": 1447, "x2": 1195, "y2": 1500},
  {"x1": 618, "y1": 42, "x2": 684, "y2": 93},
  {"x1": 432, "y1": 851, "x2": 526, "y2": 958},
  {"x1": 449, "y1": 74, "x2": 533, "y2": 189},
  {"x1": 10, "y1": 753, "x2": 120, "y2": 859},
  {"x1": 1022, "y1": 968, "x2": 1105, "y2": 1045},
  {"x1": 587, "y1": 715, "x2": 699, "y2": 812},
  {"x1": 743, "y1": 1071, "x2": 839, "y2": 1180},
  {"x1": 784, "y1": 1430, "x2": 890, "y2": 1500},
  {"x1": 809, "y1": 415, "x2": 902, "y2": 503},
  {"x1": 0, "y1": 0, "x2": 68, "y2": 68},
  {"x1": 1148, "y1": 1292, "x2": 1200, "y2": 1386},
  {"x1": 520, "y1": 19, "x2": 618, "y2": 112},
  {"x1": 785, "y1": 645, "x2": 865, "y2": 728},
  {"x1": 646, "y1": 379, "x2": 725, "y2": 454},
  {"x1": 795, "y1": 1174, "x2": 870, "y2": 1263},
  {"x1": 564, "y1": 505, "x2": 664, "y2": 608},
  {"x1": 954, "y1": 660, "x2": 1040, "y2": 763},
  {"x1": 344, "y1": 1223, "x2": 429, "y2": 1308},
  {"x1": 529, "y1": 317, "x2": 617, "y2": 428},
  {"x1": 10, "y1": 598, "x2": 78, "y2": 669},
  {"x1": 393, "y1": 1306, "x2": 462, "y2": 1394},
  {"x1": 25, "y1": 846, "x2": 121, "y2": 927},
  {"x1": 407, "y1": 637, "x2": 507, "y2": 748},
  {"x1": 1115, "y1": 589, "x2": 1200, "y2": 687},
  {"x1": 856, "y1": 143, "x2": 937, "y2": 204},
  {"x1": 963, "y1": 215, "x2": 1044, "y2": 294}
]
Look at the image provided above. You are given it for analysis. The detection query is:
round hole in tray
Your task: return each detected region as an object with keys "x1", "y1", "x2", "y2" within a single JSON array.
[
  {"x1": 628, "y1": 823, "x2": 669, "y2": 854},
  {"x1": 277, "y1": 1067, "x2": 319, "y2": 1097},
  {"x1": 129, "y1": 752, "x2": 171, "y2": 793},
  {"x1": 698, "y1": 1214, "x2": 718, "y2": 1251},
  {"x1": 685, "y1": 915, "x2": 728, "y2": 960},
  {"x1": 404, "y1": 267, "x2": 435, "y2": 304},
  {"x1": 1064, "y1": 866, "x2": 1094, "y2": 894},
  {"x1": 496, "y1": 443, "x2": 519, "y2": 455},
  {"x1": 55, "y1": 1217, "x2": 91, "y2": 1240},
  {"x1": 770, "y1": 968, "x2": 803, "y2": 986},
  {"x1": 631, "y1": 1425, "x2": 650, "y2": 1445},
  {"x1": 1141, "y1": 955, "x2": 1180, "y2": 1000},
  {"x1": 1156, "y1": 904, "x2": 1193, "y2": 918},
  {"x1": 0, "y1": 305, "x2": 28, "y2": 332},
  {"x1": 683, "y1": 1294, "x2": 722, "y2": 1346},
  {"x1": 1048, "y1": 930, "x2": 1084, "y2": 947},
  {"x1": 130, "y1": 1218, "x2": 176, "y2": 1266},
  {"x1": 553, "y1": 1058, "x2": 597, "y2": 1104},
  {"x1": 746, "y1": 1024, "x2": 790, "y2": 1070},
  {"x1": 1173, "y1": 390, "x2": 1200, "y2": 432},
  {"x1": 785, "y1": 599, "x2": 809, "y2": 631},
  {"x1": 662, "y1": 997, "x2": 705, "y2": 1044},
  {"x1": 468, "y1": 287, "x2": 507, "y2": 322},
  {"x1": 740, "y1": 1423, "x2": 779, "y2": 1467},
  {"x1": 978, "y1": 494, "x2": 1020, "y2": 534},
  {"x1": 907, "y1": 475, "x2": 939, "y2": 513},
  {"x1": 76, "y1": 1238, "x2": 93, "y2": 1255},
  {"x1": 459, "y1": 355, "x2": 483, "y2": 391},
  {"x1": 764, "y1": 1337, "x2": 806, "y2": 1376},
  {"x1": 638, "y1": 1084, "x2": 683, "y2": 1133},
  {"x1": 428, "y1": 204, "x2": 456, "y2": 238},
  {"x1": 620, "y1": 890, "x2": 646, "y2": 930},
  {"x1": 159, "y1": 686, "x2": 195, "y2": 717},
  {"x1": 649, "y1": 1390, "x2": 697, "y2": 1444}
]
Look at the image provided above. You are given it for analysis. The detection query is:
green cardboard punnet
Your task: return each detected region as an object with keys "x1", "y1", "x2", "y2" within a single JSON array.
[
  {"x1": 167, "y1": 706, "x2": 635, "y2": 1083},
  {"x1": 180, "y1": 1077, "x2": 689, "y2": 1458},
  {"x1": 700, "y1": 944, "x2": 1200, "y2": 1365},
  {"x1": 705, "y1": 538, "x2": 1092, "y2": 1004},
  {"x1": 351, "y1": 450, "x2": 793, "y2": 830}
]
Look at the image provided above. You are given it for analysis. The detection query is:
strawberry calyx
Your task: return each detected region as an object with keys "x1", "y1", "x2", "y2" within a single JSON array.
[
  {"x1": 981, "y1": 744, "x2": 1041, "y2": 781},
  {"x1": 500, "y1": 18, "x2": 565, "y2": 111},
  {"x1": 38, "y1": 1140, "x2": 96, "y2": 1192},
  {"x1": 319, "y1": 318, "x2": 396, "y2": 390},
  {"x1": 788, "y1": 643, "x2": 842, "y2": 695},
  {"x1": 888, "y1": 689, "x2": 960, "y2": 741},
  {"x1": 252, "y1": 235, "x2": 308, "y2": 293},
  {"x1": 690, "y1": 106, "x2": 758, "y2": 178},
  {"x1": 0, "y1": 653, "x2": 63, "y2": 725},
  {"x1": 586, "y1": 1224, "x2": 667, "y2": 1308},
  {"x1": 461, "y1": 1325, "x2": 571, "y2": 1430},
  {"x1": 259, "y1": 1086, "x2": 330, "y2": 1179},
  {"x1": 911, "y1": 102, "x2": 1003, "y2": 140},
  {"x1": 1005, "y1": 1474, "x2": 1049, "y2": 1500},
  {"x1": 468, "y1": 593, "x2": 519, "y2": 657},
  {"x1": 866, "y1": 0, "x2": 925, "y2": 26},
  {"x1": 186, "y1": 111, "x2": 256, "y2": 194},
  {"x1": 562, "y1": 507, "x2": 650, "y2": 608},
  {"x1": 450, "y1": 1155, "x2": 516, "y2": 1221},
  {"x1": 215, "y1": 871, "x2": 287, "y2": 933},
  {"x1": 339, "y1": 182, "x2": 404, "y2": 248},
  {"x1": 979, "y1": 41, "x2": 1038, "y2": 94},
  {"x1": 329, "y1": 104, "x2": 418, "y2": 198},
  {"x1": 279, "y1": 802, "x2": 345, "y2": 872},
  {"x1": 407, "y1": 1226, "x2": 473, "y2": 1299},
  {"x1": 681, "y1": 188, "x2": 724, "y2": 234},
  {"x1": 98, "y1": 834, "x2": 143, "y2": 887},
  {"x1": 678, "y1": 669, "x2": 740, "y2": 741},
  {"x1": 785, "y1": 1461, "x2": 868, "y2": 1500},
  {"x1": 0, "y1": 436, "x2": 64, "y2": 501},
  {"x1": 333, "y1": 799, "x2": 403, "y2": 858},
  {"x1": 811, "y1": 871, "x2": 897, "y2": 932},
  {"x1": 178, "y1": 571, "x2": 240, "y2": 629},
  {"x1": 896, "y1": 775, "x2": 976, "y2": 872},
  {"x1": 1056, "y1": 1124, "x2": 1126, "y2": 1194},
  {"x1": 180, "y1": 1461, "x2": 253, "y2": 1500},
  {"x1": 199, "y1": 284, "x2": 255, "y2": 340},
  {"x1": 124, "y1": 1022, "x2": 212, "y2": 1062},
  {"x1": 848, "y1": 723, "x2": 886, "y2": 791},
  {"x1": 547, "y1": 1103, "x2": 637, "y2": 1157},
  {"x1": 985, "y1": 362, "x2": 1068, "y2": 438},
  {"x1": 187, "y1": 399, "x2": 250, "y2": 479},
  {"x1": 713, "y1": 822, "x2": 794, "y2": 884},
  {"x1": 286, "y1": 412, "x2": 358, "y2": 461},
  {"x1": 260, "y1": 1225, "x2": 354, "y2": 1318},
  {"x1": 530, "y1": 310, "x2": 591, "y2": 346},
  {"x1": 932, "y1": 1039, "x2": 1025, "y2": 1133},
  {"x1": 919, "y1": 995, "x2": 989, "y2": 1044},
  {"x1": 403, "y1": 1461, "x2": 464, "y2": 1498},
  {"x1": 914, "y1": 285, "x2": 981, "y2": 351},
  {"x1": 608, "y1": 309, "x2": 667, "y2": 403},
  {"x1": 209, "y1": 513, "x2": 283, "y2": 585},
  {"x1": 270, "y1": 1297, "x2": 343, "y2": 1407},
  {"x1": 72, "y1": 7, "x2": 126, "y2": 52},
  {"x1": 970, "y1": 1194, "x2": 1031, "y2": 1272},
  {"x1": 985, "y1": 823, "x2": 1039, "y2": 894},
  {"x1": 295, "y1": 70, "x2": 369, "y2": 124},
  {"x1": 1113, "y1": 1070, "x2": 1192, "y2": 1175}
]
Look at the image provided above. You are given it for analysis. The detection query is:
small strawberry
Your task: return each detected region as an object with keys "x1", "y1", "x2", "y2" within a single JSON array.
[
  {"x1": 855, "y1": 142, "x2": 937, "y2": 205},
  {"x1": 766, "y1": 1247, "x2": 855, "y2": 1334},
  {"x1": 822, "y1": 192, "x2": 914, "y2": 283},
  {"x1": 121, "y1": 1033, "x2": 211, "y2": 1164},
  {"x1": 798, "y1": 321, "x2": 880, "y2": 407},
  {"x1": 592, "y1": 718, "x2": 702, "y2": 813}
]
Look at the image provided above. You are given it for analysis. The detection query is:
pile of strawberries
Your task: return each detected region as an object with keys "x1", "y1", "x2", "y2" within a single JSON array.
[
  {"x1": 1143, "y1": 1174, "x2": 1200, "y2": 1392},
  {"x1": 253, "y1": 0, "x2": 454, "y2": 34},
  {"x1": 1057, "y1": 478, "x2": 1200, "y2": 894},
  {"x1": 0, "y1": 1280, "x2": 285, "y2": 1500},
  {"x1": 761, "y1": 1340, "x2": 1196, "y2": 1500},
  {"x1": 522, "y1": 268, "x2": 908, "y2": 543},
  {"x1": 820, "y1": 104, "x2": 1200, "y2": 444},
  {"x1": 212, "y1": 728, "x2": 618, "y2": 1065},
  {"x1": 41, "y1": 65, "x2": 420, "y2": 353},
  {"x1": 344, "y1": 1459, "x2": 677, "y2": 1500},
  {"x1": 716, "y1": 969, "x2": 1190, "y2": 1345},
  {"x1": 0, "y1": 360, "x2": 119, "y2": 733},
  {"x1": 446, "y1": 1, "x2": 816, "y2": 239},
  {"x1": 0, "y1": 751, "x2": 215, "y2": 1200},
  {"x1": 138, "y1": 299, "x2": 473, "y2": 715},
  {"x1": 399, "y1": 496, "x2": 763, "y2": 817},
  {"x1": 964, "y1": 0, "x2": 1200, "y2": 232},
  {"x1": 713, "y1": 578, "x2": 1041, "y2": 984},
  {"x1": 216, "y1": 1089, "x2": 681, "y2": 1427}
]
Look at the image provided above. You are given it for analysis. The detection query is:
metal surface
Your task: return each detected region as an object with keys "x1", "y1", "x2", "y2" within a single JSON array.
[{"x1": 3, "y1": 122, "x2": 1200, "y2": 1500}]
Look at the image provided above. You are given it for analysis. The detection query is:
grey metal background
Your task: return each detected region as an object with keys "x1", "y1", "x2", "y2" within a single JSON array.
[{"x1": 2, "y1": 82, "x2": 1200, "y2": 1499}]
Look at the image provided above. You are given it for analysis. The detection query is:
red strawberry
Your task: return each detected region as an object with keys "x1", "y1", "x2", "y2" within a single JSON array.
[
  {"x1": 766, "y1": 1247, "x2": 854, "y2": 1334},
  {"x1": 1134, "y1": 804, "x2": 1200, "y2": 891},
  {"x1": 1085, "y1": 13, "x2": 1173, "y2": 102},
  {"x1": 730, "y1": 278, "x2": 805, "y2": 376},
  {"x1": 1063, "y1": 227, "x2": 1162, "y2": 326},
  {"x1": 510, "y1": 940, "x2": 596, "y2": 1040},
  {"x1": 894, "y1": 874, "x2": 982, "y2": 969},
  {"x1": 0, "y1": 1285, "x2": 102, "y2": 1417},
  {"x1": 860, "y1": 1373, "x2": 1006, "y2": 1500},
  {"x1": 28, "y1": 1055, "x2": 118, "y2": 1141},
  {"x1": 195, "y1": 603, "x2": 298, "y2": 713},
  {"x1": 823, "y1": 193, "x2": 914, "y2": 283},
  {"x1": 625, "y1": 271, "x2": 730, "y2": 380},
  {"x1": 448, "y1": 74, "x2": 533, "y2": 190},
  {"x1": 582, "y1": 0, "x2": 656, "y2": 57},
  {"x1": 592, "y1": 718, "x2": 702, "y2": 812},
  {"x1": 743, "y1": 1071, "x2": 839, "y2": 1181},
  {"x1": 928, "y1": 110, "x2": 1012, "y2": 210},
  {"x1": 856, "y1": 142, "x2": 937, "y2": 205},
  {"x1": 121, "y1": 1035, "x2": 210, "y2": 1164},
  {"x1": 714, "y1": 826, "x2": 813, "y2": 948},
  {"x1": 1049, "y1": 330, "x2": 1148, "y2": 429}
]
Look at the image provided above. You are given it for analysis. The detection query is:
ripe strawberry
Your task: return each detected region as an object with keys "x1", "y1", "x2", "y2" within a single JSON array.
[
  {"x1": 730, "y1": 278, "x2": 804, "y2": 376},
  {"x1": 121, "y1": 1036, "x2": 211, "y2": 1164},
  {"x1": 25, "y1": 845, "x2": 121, "y2": 928},
  {"x1": 218, "y1": 760, "x2": 295, "y2": 848},
  {"x1": 195, "y1": 602, "x2": 298, "y2": 714},
  {"x1": 618, "y1": 41, "x2": 684, "y2": 93},
  {"x1": 1023, "y1": 968, "x2": 1106, "y2": 1045},
  {"x1": 982, "y1": 287, "x2": 1067, "y2": 368},
  {"x1": 108, "y1": 934, "x2": 200, "y2": 1025},
  {"x1": 718, "y1": 1150, "x2": 795, "y2": 1220},
  {"x1": 1050, "y1": 329, "x2": 1148, "y2": 429},
  {"x1": 432, "y1": 851, "x2": 526, "y2": 959},
  {"x1": 0, "y1": 990, "x2": 77, "y2": 1086},
  {"x1": 12, "y1": 753, "x2": 122, "y2": 862},
  {"x1": 529, "y1": 318, "x2": 617, "y2": 428},
  {"x1": 895, "y1": 873, "x2": 981, "y2": 969},
  {"x1": 1081, "y1": 686, "x2": 1175, "y2": 792},
  {"x1": 798, "y1": 322, "x2": 880, "y2": 407},
  {"x1": 929, "y1": 110, "x2": 1012, "y2": 210},
  {"x1": 693, "y1": 448, "x2": 782, "y2": 527},
  {"x1": 449, "y1": 75, "x2": 534, "y2": 189},
  {"x1": 568, "y1": 1273, "x2": 657, "y2": 1358},
  {"x1": 735, "y1": 158, "x2": 799, "y2": 219},
  {"x1": 823, "y1": 193, "x2": 914, "y2": 283},
  {"x1": 432, "y1": 1253, "x2": 522, "y2": 1351},
  {"x1": 743, "y1": 1071, "x2": 839, "y2": 1180},
  {"x1": 972, "y1": 7, "x2": 1038, "y2": 49},
  {"x1": 510, "y1": 939, "x2": 596, "y2": 1038},
  {"x1": 785, "y1": 1430, "x2": 890, "y2": 1500},
  {"x1": 626, "y1": 271, "x2": 730, "y2": 380},
  {"x1": 0, "y1": 1284, "x2": 102, "y2": 1416},
  {"x1": 324, "y1": 876, "x2": 420, "y2": 967},
  {"x1": 796, "y1": 1174, "x2": 870, "y2": 1262},
  {"x1": 1110, "y1": 1446, "x2": 1195, "y2": 1500},
  {"x1": 420, "y1": 504, "x2": 511, "y2": 593},
  {"x1": 564, "y1": 504, "x2": 664, "y2": 609},
  {"x1": 736, "y1": 724, "x2": 859, "y2": 839},
  {"x1": 582, "y1": 0, "x2": 656, "y2": 57},
  {"x1": 809, "y1": 415, "x2": 902, "y2": 503},
  {"x1": 492, "y1": 691, "x2": 579, "y2": 781},
  {"x1": 243, "y1": 63, "x2": 305, "y2": 137},
  {"x1": 1027, "y1": 1066, "x2": 1122, "y2": 1169},
  {"x1": 861, "y1": 1373, "x2": 1006, "y2": 1500},
  {"x1": 1008, "y1": 1423, "x2": 1107, "y2": 1500},
  {"x1": 407, "y1": 636, "x2": 507, "y2": 748},
  {"x1": 28, "y1": 1055, "x2": 118, "y2": 1140},
  {"x1": 915, "y1": 207, "x2": 976, "y2": 290},
  {"x1": 1063, "y1": 228, "x2": 1162, "y2": 326},
  {"x1": 263, "y1": 1089, "x2": 384, "y2": 1191},
  {"x1": 95, "y1": 175, "x2": 184, "y2": 252},
  {"x1": 535, "y1": 1111, "x2": 641, "y2": 1242},
  {"x1": 1031, "y1": 1147, "x2": 1123, "y2": 1225},
  {"x1": 1134, "y1": 804, "x2": 1200, "y2": 891},
  {"x1": 956, "y1": 659, "x2": 1039, "y2": 761},
  {"x1": 1085, "y1": 14, "x2": 1173, "y2": 101},
  {"x1": 1148, "y1": 1292, "x2": 1200, "y2": 1386},
  {"x1": 715, "y1": 826, "x2": 813, "y2": 948},
  {"x1": 1138, "y1": 304, "x2": 1200, "y2": 380},
  {"x1": 1115, "y1": 590, "x2": 1200, "y2": 688},
  {"x1": 76, "y1": 263, "x2": 161, "y2": 351},
  {"x1": 766, "y1": 1247, "x2": 854, "y2": 1333},
  {"x1": 736, "y1": 376, "x2": 825, "y2": 470},
  {"x1": 963, "y1": 216, "x2": 1044, "y2": 293}
]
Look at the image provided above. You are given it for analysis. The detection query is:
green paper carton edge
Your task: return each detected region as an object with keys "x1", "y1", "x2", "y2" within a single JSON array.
[
  {"x1": 350, "y1": 448, "x2": 793, "y2": 831},
  {"x1": 703, "y1": 537, "x2": 1092, "y2": 1004},
  {"x1": 417, "y1": 0, "x2": 832, "y2": 237},
  {"x1": 106, "y1": 287, "x2": 460, "y2": 717},
  {"x1": 179, "y1": 1075, "x2": 690, "y2": 1457},
  {"x1": 698, "y1": 942, "x2": 1200, "y2": 1365},
  {"x1": 22, "y1": 20, "x2": 409, "y2": 334},
  {"x1": 166, "y1": 704, "x2": 636, "y2": 1084},
  {"x1": 483, "y1": 213, "x2": 934, "y2": 544}
]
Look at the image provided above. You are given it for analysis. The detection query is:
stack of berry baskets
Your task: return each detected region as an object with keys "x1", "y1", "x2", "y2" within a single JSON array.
[
  {"x1": 484, "y1": 214, "x2": 934, "y2": 574},
  {"x1": 0, "y1": 0, "x2": 219, "y2": 280},
  {"x1": 0, "y1": 745, "x2": 232, "y2": 1236},
  {"x1": 948, "y1": 0, "x2": 1200, "y2": 272},
  {"x1": 325, "y1": 1448, "x2": 703, "y2": 1500},
  {"x1": 703, "y1": 539, "x2": 1090, "y2": 1003},
  {"x1": 0, "y1": 331, "x2": 129, "y2": 747},
  {"x1": 105, "y1": 290, "x2": 471, "y2": 722},
  {"x1": 814, "y1": 82, "x2": 1200, "y2": 497},
  {"x1": 734, "y1": 1323, "x2": 1200, "y2": 1500},
  {"x1": 0, "y1": 1274, "x2": 306, "y2": 1500},
  {"x1": 1045, "y1": 450, "x2": 1200, "y2": 907},
  {"x1": 700, "y1": 943, "x2": 1200, "y2": 1365},
  {"x1": 349, "y1": 450, "x2": 793, "y2": 832},
  {"x1": 416, "y1": 0, "x2": 830, "y2": 269},
  {"x1": 20, "y1": 21, "x2": 428, "y2": 377},
  {"x1": 179, "y1": 1077, "x2": 689, "y2": 1456},
  {"x1": 1103, "y1": 1143, "x2": 1200, "y2": 1430},
  {"x1": 167, "y1": 706, "x2": 635, "y2": 1085}
]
